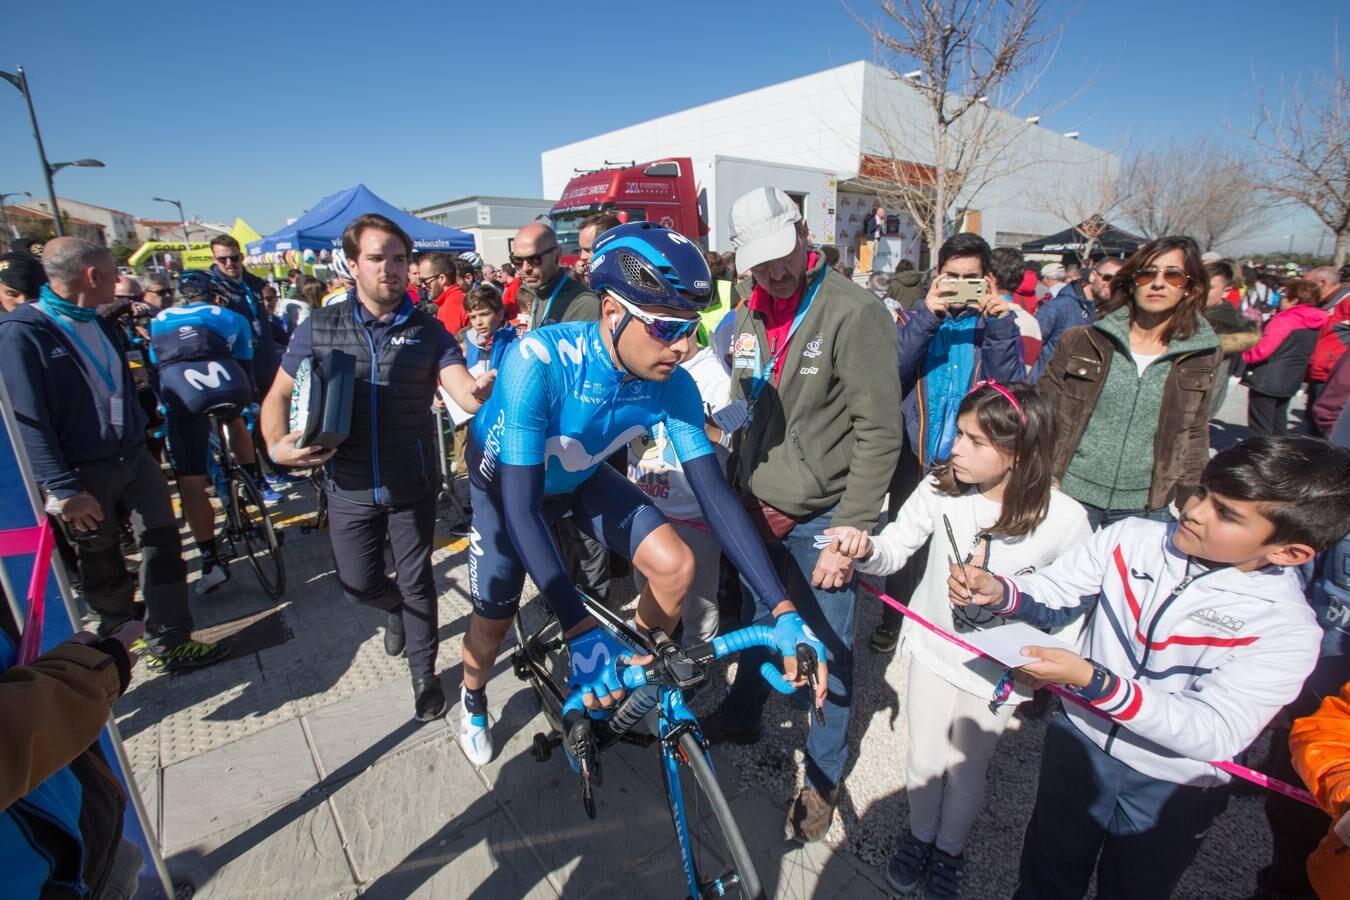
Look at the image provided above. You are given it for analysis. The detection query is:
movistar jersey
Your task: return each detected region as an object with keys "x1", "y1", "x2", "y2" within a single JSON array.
[
  {"x1": 469, "y1": 321, "x2": 713, "y2": 494},
  {"x1": 148, "y1": 302, "x2": 253, "y2": 365}
]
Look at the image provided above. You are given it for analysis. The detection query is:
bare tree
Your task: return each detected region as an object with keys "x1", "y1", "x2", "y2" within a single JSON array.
[
  {"x1": 855, "y1": 0, "x2": 1061, "y2": 252},
  {"x1": 1035, "y1": 163, "x2": 1124, "y2": 262},
  {"x1": 1118, "y1": 139, "x2": 1269, "y2": 251},
  {"x1": 1247, "y1": 44, "x2": 1350, "y2": 266}
]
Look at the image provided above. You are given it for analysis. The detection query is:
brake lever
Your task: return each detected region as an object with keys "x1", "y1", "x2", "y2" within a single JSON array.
[{"x1": 796, "y1": 643, "x2": 824, "y2": 726}]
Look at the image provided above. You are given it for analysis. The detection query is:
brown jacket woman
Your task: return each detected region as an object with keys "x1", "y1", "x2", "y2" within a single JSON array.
[{"x1": 1035, "y1": 236, "x2": 1221, "y2": 525}]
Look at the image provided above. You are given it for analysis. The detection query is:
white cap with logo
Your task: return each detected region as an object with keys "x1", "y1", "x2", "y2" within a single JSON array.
[{"x1": 730, "y1": 187, "x2": 802, "y2": 272}]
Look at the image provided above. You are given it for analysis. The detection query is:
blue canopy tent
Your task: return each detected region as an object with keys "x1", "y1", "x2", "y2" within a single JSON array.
[{"x1": 247, "y1": 184, "x2": 474, "y2": 254}]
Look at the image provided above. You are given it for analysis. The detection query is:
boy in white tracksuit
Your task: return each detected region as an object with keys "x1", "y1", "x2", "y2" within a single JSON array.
[{"x1": 952, "y1": 436, "x2": 1350, "y2": 899}]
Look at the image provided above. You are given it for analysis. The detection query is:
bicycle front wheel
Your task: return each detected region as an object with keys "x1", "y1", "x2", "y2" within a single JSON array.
[
  {"x1": 232, "y1": 474, "x2": 285, "y2": 599},
  {"x1": 663, "y1": 731, "x2": 763, "y2": 900}
]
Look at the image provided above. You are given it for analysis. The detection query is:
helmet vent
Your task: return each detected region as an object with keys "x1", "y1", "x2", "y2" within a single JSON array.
[{"x1": 617, "y1": 251, "x2": 671, "y2": 296}]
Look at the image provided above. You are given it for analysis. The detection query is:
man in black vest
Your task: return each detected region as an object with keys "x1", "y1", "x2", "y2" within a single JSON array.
[{"x1": 260, "y1": 214, "x2": 492, "y2": 720}]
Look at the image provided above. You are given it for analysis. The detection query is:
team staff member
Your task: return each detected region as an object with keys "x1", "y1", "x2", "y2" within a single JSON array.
[
  {"x1": 0, "y1": 238, "x2": 227, "y2": 672},
  {"x1": 513, "y1": 222, "x2": 599, "y2": 329},
  {"x1": 261, "y1": 214, "x2": 492, "y2": 721},
  {"x1": 701, "y1": 188, "x2": 902, "y2": 843}
]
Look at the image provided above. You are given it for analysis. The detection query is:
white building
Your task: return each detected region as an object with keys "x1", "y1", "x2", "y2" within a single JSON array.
[
  {"x1": 541, "y1": 60, "x2": 1116, "y2": 265},
  {"x1": 408, "y1": 196, "x2": 552, "y2": 264},
  {"x1": 43, "y1": 198, "x2": 140, "y2": 247}
]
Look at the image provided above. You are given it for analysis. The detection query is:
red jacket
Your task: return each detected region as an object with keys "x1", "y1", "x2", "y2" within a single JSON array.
[
  {"x1": 435, "y1": 285, "x2": 468, "y2": 335},
  {"x1": 1308, "y1": 293, "x2": 1350, "y2": 382}
]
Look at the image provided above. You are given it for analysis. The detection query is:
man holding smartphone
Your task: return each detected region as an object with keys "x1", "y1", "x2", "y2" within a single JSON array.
[{"x1": 870, "y1": 233, "x2": 1023, "y2": 653}]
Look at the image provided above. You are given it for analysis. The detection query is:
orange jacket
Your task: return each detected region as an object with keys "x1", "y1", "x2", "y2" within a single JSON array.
[{"x1": 1290, "y1": 682, "x2": 1350, "y2": 899}]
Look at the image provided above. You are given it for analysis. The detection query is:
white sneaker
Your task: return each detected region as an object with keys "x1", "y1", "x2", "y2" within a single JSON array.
[
  {"x1": 457, "y1": 686, "x2": 494, "y2": 766},
  {"x1": 196, "y1": 562, "x2": 230, "y2": 596}
]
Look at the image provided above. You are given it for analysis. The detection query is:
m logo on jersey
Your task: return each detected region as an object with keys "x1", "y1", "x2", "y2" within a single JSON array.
[
  {"x1": 183, "y1": 361, "x2": 232, "y2": 390},
  {"x1": 390, "y1": 335, "x2": 419, "y2": 346}
]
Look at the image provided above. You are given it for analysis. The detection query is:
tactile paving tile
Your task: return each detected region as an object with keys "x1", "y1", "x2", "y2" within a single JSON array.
[{"x1": 157, "y1": 672, "x2": 303, "y2": 767}]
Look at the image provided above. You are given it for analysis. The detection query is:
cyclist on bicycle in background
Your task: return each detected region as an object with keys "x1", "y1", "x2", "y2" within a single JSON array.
[
  {"x1": 149, "y1": 270, "x2": 257, "y2": 594},
  {"x1": 457, "y1": 222, "x2": 828, "y2": 765},
  {"x1": 321, "y1": 249, "x2": 355, "y2": 307}
]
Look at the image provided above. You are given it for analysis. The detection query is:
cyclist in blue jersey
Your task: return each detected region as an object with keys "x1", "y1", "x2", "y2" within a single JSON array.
[
  {"x1": 150, "y1": 270, "x2": 257, "y2": 593},
  {"x1": 456, "y1": 222, "x2": 827, "y2": 765}
]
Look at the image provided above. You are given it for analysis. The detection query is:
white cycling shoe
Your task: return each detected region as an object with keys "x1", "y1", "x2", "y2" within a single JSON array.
[{"x1": 457, "y1": 686, "x2": 494, "y2": 766}]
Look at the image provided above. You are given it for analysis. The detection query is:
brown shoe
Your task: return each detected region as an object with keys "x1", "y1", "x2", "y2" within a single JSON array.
[{"x1": 785, "y1": 786, "x2": 838, "y2": 843}]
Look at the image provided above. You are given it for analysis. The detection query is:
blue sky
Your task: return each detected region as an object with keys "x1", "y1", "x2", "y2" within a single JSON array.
[{"x1": 3, "y1": 0, "x2": 1345, "y2": 252}]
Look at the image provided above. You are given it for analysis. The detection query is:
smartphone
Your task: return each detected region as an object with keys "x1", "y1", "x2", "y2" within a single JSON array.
[{"x1": 941, "y1": 277, "x2": 987, "y2": 307}]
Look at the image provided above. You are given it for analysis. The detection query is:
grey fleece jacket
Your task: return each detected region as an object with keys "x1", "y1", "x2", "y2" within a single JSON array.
[{"x1": 729, "y1": 255, "x2": 902, "y2": 531}]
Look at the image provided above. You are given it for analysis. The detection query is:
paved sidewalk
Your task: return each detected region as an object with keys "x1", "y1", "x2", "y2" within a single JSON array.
[
  {"x1": 114, "y1": 381, "x2": 1290, "y2": 898},
  {"x1": 114, "y1": 490, "x2": 892, "y2": 899}
]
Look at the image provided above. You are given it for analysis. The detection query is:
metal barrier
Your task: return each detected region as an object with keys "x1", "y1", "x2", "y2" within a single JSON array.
[{"x1": 0, "y1": 374, "x2": 175, "y2": 898}]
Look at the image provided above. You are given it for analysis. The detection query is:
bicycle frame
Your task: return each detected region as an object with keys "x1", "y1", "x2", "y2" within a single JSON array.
[{"x1": 514, "y1": 591, "x2": 818, "y2": 900}]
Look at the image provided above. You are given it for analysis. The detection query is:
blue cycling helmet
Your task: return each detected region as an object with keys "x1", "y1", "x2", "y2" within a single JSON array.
[
  {"x1": 588, "y1": 222, "x2": 712, "y2": 312},
  {"x1": 178, "y1": 269, "x2": 236, "y2": 304}
]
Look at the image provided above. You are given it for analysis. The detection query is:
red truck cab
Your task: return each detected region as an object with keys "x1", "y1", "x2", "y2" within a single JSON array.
[{"x1": 549, "y1": 158, "x2": 706, "y2": 263}]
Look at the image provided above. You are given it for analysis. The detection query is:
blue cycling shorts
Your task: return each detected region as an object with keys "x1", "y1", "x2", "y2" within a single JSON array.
[{"x1": 468, "y1": 463, "x2": 666, "y2": 621}]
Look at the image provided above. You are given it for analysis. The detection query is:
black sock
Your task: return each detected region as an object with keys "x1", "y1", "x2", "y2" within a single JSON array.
[
  {"x1": 463, "y1": 685, "x2": 487, "y2": 715},
  {"x1": 244, "y1": 462, "x2": 263, "y2": 483},
  {"x1": 199, "y1": 538, "x2": 218, "y2": 564}
]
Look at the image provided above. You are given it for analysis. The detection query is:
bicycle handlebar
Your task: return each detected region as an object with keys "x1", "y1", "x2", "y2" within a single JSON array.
[{"x1": 612, "y1": 625, "x2": 819, "y2": 697}]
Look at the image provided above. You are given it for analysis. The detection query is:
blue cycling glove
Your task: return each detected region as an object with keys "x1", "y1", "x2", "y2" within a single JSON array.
[
  {"x1": 567, "y1": 627, "x2": 631, "y2": 705},
  {"x1": 772, "y1": 611, "x2": 826, "y2": 670}
]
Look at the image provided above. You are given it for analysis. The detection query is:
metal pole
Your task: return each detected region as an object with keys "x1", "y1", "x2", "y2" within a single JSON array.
[
  {"x1": 1287, "y1": 233, "x2": 1295, "y2": 255},
  {"x1": 15, "y1": 67, "x2": 64, "y2": 237}
]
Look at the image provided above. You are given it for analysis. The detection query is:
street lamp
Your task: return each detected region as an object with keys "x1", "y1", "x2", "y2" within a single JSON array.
[
  {"x1": 1, "y1": 65, "x2": 69, "y2": 237},
  {"x1": 0, "y1": 190, "x2": 31, "y2": 245},
  {"x1": 151, "y1": 196, "x2": 191, "y2": 248}
]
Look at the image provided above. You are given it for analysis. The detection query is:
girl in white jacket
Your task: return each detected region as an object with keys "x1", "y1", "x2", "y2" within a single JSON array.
[{"x1": 824, "y1": 381, "x2": 1091, "y2": 898}]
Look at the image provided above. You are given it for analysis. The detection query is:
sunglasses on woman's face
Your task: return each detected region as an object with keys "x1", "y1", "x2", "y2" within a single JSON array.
[{"x1": 1133, "y1": 266, "x2": 1190, "y2": 288}]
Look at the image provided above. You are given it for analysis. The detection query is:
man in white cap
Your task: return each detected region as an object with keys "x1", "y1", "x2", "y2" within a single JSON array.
[{"x1": 699, "y1": 186, "x2": 902, "y2": 842}]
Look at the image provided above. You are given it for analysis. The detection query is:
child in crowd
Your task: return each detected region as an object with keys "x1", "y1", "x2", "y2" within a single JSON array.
[
  {"x1": 462, "y1": 284, "x2": 518, "y2": 371},
  {"x1": 949, "y1": 435, "x2": 1349, "y2": 899},
  {"x1": 823, "y1": 381, "x2": 1091, "y2": 899}
]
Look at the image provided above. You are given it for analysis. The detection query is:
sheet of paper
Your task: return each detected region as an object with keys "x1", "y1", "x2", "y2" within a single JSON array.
[
  {"x1": 960, "y1": 621, "x2": 1075, "y2": 668},
  {"x1": 437, "y1": 361, "x2": 487, "y2": 426}
]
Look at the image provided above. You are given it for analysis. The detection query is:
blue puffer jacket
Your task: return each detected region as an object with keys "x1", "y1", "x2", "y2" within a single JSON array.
[
  {"x1": 0, "y1": 626, "x2": 128, "y2": 899},
  {"x1": 896, "y1": 304, "x2": 1024, "y2": 469}
]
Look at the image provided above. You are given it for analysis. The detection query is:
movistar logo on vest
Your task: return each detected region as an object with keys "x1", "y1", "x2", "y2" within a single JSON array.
[{"x1": 390, "y1": 335, "x2": 419, "y2": 346}]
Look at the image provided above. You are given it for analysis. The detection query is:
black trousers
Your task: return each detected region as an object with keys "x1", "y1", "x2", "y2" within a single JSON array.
[
  {"x1": 75, "y1": 448, "x2": 192, "y2": 654},
  {"x1": 327, "y1": 491, "x2": 438, "y2": 680},
  {"x1": 1248, "y1": 390, "x2": 1293, "y2": 436},
  {"x1": 1014, "y1": 715, "x2": 1230, "y2": 900}
]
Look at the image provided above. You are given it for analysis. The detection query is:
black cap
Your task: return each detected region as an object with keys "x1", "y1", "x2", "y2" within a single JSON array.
[{"x1": 0, "y1": 252, "x2": 47, "y2": 299}]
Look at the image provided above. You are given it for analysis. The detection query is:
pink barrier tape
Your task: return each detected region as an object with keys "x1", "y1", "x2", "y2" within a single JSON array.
[
  {"x1": 0, "y1": 525, "x2": 44, "y2": 558},
  {"x1": 4, "y1": 522, "x2": 56, "y2": 667},
  {"x1": 854, "y1": 581, "x2": 1321, "y2": 809},
  {"x1": 663, "y1": 513, "x2": 1320, "y2": 807}
]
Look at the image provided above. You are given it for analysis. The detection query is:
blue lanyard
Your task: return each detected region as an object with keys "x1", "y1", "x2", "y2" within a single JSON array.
[
  {"x1": 38, "y1": 300, "x2": 119, "y2": 392},
  {"x1": 749, "y1": 267, "x2": 827, "y2": 402},
  {"x1": 535, "y1": 275, "x2": 569, "y2": 329}
]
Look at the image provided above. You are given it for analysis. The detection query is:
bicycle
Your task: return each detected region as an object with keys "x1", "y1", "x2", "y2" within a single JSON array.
[
  {"x1": 205, "y1": 403, "x2": 286, "y2": 599},
  {"x1": 512, "y1": 592, "x2": 821, "y2": 900}
]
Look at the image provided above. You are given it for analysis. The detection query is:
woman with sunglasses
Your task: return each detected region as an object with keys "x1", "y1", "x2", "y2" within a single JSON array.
[{"x1": 1037, "y1": 235, "x2": 1223, "y2": 529}]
